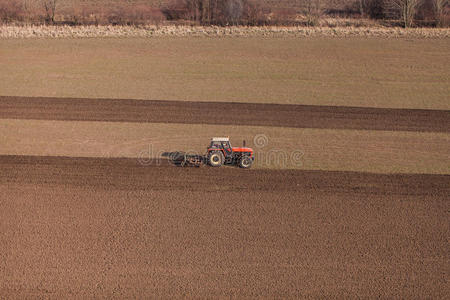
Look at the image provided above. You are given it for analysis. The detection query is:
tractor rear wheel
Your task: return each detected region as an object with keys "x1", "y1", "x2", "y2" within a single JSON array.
[
  {"x1": 208, "y1": 151, "x2": 224, "y2": 167},
  {"x1": 239, "y1": 156, "x2": 253, "y2": 169}
]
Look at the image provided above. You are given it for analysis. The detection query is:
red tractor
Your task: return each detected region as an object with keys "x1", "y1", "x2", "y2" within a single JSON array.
[{"x1": 207, "y1": 137, "x2": 254, "y2": 168}]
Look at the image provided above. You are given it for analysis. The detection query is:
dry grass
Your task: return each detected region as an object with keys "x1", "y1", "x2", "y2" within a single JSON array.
[
  {"x1": 0, "y1": 37, "x2": 449, "y2": 109},
  {"x1": 1, "y1": 24, "x2": 450, "y2": 38},
  {"x1": 1, "y1": 119, "x2": 449, "y2": 174}
]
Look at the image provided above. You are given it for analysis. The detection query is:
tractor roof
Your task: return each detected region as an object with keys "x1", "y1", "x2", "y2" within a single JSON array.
[{"x1": 211, "y1": 137, "x2": 229, "y2": 142}]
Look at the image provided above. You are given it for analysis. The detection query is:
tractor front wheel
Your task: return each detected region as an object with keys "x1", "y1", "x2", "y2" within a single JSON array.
[
  {"x1": 208, "y1": 151, "x2": 224, "y2": 167},
  {"x1": 239, "y1": 156, "x2": 253, "y2": 169}
]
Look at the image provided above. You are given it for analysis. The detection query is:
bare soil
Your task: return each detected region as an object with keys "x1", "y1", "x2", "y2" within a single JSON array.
[
  {"x1": 0, "y1": 155, "x2": 448, "y2": 298},
  {"x1": 1, "y1": 35, "x2": 449, "y2": 298},
  {"x1": 3, "y1": 118, "x2": 449, "y2": 174},
  {"x1": 1, "y1": 38, "x2": 449, "y2": 110},
  {"x1": 1, "y1": 96, "x2": 449, "y2": 133}
]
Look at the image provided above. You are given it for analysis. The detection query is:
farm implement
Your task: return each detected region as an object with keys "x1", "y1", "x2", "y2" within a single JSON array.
[{"x1": 169, "y1": 137, "x2": 254, "y2": 169}]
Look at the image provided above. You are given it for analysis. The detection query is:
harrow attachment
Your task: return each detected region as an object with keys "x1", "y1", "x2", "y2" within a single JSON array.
[
  {"x1": 164, "y1": 137, "x2": 254, "y2": 169},
  {"x1": 169, "y1": 152, "x2": 204, "y2": 167}
]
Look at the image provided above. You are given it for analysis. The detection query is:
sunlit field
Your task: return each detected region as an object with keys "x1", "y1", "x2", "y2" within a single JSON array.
[{"x1": 1, "y1": 37, "x2": 449, "y2": 109}]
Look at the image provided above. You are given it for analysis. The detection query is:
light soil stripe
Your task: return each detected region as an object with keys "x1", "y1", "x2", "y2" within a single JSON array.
[{"x1": 1, "y1": 119, "x2": 449, "y2": 174}]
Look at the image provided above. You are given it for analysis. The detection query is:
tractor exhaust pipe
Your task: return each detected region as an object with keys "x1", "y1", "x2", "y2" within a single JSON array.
[{"x1": 243, "y1": 140, "x2": 246, "y2": 147}]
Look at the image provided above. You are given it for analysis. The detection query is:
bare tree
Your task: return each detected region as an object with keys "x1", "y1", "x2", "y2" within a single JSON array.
[
  {"x1": 162, "y1": 0, "x2": 263, "y2": 26},
  {"x1": 304, "y1": 0, "x2": 323, "y2": 26},
  {"x1": 225, "y1": 0, "x2": 244, "y2": 25},
  {"x1": 0, "y1": 0, "x2": 24, "y2": 23},
  {"x1": 433, "y1": 0, "x2": 448, "y2": 27},
  {"x1": 174, "y1": 0, "x2": 248, "y2": 25},
  {"x1": 42, "y1": 0, "x2": 57, "y2": 23},
  {"x1": 384, "y1": 0, "x2": 421, "y2": 27},
  {"x1": 359, "y1": 0, "x2": 367, "y2": 16}
]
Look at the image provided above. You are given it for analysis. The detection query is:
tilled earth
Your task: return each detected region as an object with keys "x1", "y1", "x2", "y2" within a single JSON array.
[
  {"x1": 1, "y1": 96, "x2": 449, "y2": 132},
  {"x1": 1, "y1": 155, "x2": 448, "y2": 298},
  {"x1": 1, "y1": 96, "x2": 449, "y2": 297}
]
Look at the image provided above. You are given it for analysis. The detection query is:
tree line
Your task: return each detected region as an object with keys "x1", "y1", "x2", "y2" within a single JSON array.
[{"x1": 0, "y1": 0, "x2": 448, "y2": 27}]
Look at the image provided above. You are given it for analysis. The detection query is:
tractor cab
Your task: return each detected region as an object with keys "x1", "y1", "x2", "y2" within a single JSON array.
[
  {"x1": 209, "y1": 137, "x2": 232, "y2": 155},
  {"x1": 207, "y1": 137, "x2": 254, "y2": 168}
]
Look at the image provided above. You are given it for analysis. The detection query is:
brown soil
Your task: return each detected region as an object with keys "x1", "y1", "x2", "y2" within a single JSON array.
[
  {"x1": 1, "y1": 155, "x2": 449, "y2": 195},
  {"x1": 1, "y1": 155, "x2": 448, "y2": 298},
  {"x1": 1, "y1": 96, "x2": 449, "y2": 133}
]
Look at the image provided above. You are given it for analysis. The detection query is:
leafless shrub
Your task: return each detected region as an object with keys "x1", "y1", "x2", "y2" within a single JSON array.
[
  {"x1": 269, "y1": 8, "x2": 298, "y2": 25},
  {"x1": 320, "y1": 16, "x2": 380, "y2": 26}
]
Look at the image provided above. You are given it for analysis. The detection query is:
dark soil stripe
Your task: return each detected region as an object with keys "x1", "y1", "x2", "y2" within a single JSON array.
[
  {"x1": 1, "y1": 155, "x2": 448, "y2": 196},
  {"x1": 1, "y1": 96, "x2": 449, "y2": 132}
]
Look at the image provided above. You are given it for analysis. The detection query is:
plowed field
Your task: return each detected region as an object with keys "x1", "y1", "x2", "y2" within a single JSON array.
[
  {"x1": 1, "y1": 155, "x2": 448, "y2": 298},
  {"x1": 1, "y1": 96, "x2": 449, "y2": 132}
]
